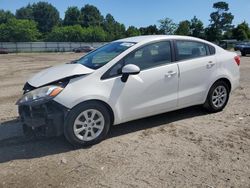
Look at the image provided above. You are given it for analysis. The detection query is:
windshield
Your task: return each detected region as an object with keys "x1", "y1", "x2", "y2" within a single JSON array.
[{"x1": 76, "y1": 42, "x2": 135, "y2": 69}]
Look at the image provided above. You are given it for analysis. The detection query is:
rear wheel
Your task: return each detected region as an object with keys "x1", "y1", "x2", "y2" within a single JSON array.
[
  {"x1": 203, "y1": 81, "x2": 230, "y2": 112},
  {"x1": 64, "y1": 102, "x2": 111, "y2": 147}
]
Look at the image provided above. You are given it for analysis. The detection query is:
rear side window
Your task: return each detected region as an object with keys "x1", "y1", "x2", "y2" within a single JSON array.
[
  {"x1": 176, "y1": 41, "x2": 207, "y2": 61},
  {"x1": 208, "y1": 45, "x2": 216, "y2": 55}
]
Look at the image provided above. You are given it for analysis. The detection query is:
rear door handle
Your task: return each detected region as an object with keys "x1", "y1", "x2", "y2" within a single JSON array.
[
  {"x1": 165, "y1": 71, "x2": 177, "y2": 78},
  {"x1": 206, "y1": 61, "x2": 215, "y2": 68}
]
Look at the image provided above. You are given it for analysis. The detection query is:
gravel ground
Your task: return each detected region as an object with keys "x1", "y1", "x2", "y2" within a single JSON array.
[{"x1": 0, "y1": 53, "x2": 249, "y2": 188}]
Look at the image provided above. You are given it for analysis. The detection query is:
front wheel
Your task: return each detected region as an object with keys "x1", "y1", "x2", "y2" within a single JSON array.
[
  {"x1": 64, "y1": 102, "x2": 111, "y2": 147},
  {"x1": 203, "y1": 81, "x2": 230, "y2": 113}
]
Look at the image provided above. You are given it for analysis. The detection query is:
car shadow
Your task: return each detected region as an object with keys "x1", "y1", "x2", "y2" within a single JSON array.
[
  {"x1": 0, "y1": 106, "x2": 208, "y2": 163},
  {"x1": 108, "y1": 106, "x2": 207, "y2": 138}
]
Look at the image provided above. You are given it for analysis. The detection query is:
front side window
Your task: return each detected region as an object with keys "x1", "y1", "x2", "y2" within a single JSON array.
[
  {"x1": 76, "y1": 42, "x2": 135, "y2": 70},
  {"x1": 176, "y1": 41, "x2": 207, "y2": 61},
  {"x1": 102, "y1": 41, "x2": 172, "y2": 79},
  {"x1": 124, "y1": 41, "x2": 172, "y2": 70}
]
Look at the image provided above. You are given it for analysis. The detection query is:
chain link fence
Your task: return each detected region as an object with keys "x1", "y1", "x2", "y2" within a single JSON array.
[{"x1": 0, "y1": 42, "x2": 107, "y2": 53}]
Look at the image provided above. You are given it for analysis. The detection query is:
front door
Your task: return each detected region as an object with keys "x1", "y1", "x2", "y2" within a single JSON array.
[{"x1": 106, "y1": 41, "x2": 179, "y2": 123}]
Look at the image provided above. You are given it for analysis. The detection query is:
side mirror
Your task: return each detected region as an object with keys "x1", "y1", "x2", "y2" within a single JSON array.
[{"x1": 121, "y1": 64, "x2": 140, "y2": 82}]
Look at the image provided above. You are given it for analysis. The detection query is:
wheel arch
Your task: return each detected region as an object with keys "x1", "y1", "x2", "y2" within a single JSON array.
[
  {"x1": 214, "y1": 77, "x2": 232, "y2": 92},
  {"x1": 203, "y1": 77, "x2": 232, "y2": 112},
  {"x1": 203, "y1": 76, "x2": 232, "y2": 104},
  {"x1": 70, "y1": 99, "x2": 115, "y2": 126}
]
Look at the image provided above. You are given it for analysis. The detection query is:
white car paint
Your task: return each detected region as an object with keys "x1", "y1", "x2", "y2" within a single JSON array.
[
  {"x1": 28, "y1": 64, "x2": 94, "y2": 87},
  {"x1": 28, "y1": 35, "x2": 240, "y2": 125},
  {"x1": 177, "y1": 55, "x2": 217, "y2": 108}
]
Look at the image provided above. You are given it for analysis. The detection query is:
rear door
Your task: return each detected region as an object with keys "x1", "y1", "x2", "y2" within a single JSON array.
[{"x1": 175, "y1": 40, "x2": 216, "y2": 107}]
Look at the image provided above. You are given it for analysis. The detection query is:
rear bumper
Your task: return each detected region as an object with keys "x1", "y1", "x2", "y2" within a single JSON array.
[
  {"x1": 18, "y1": 101, "x2": 69, "y2": 137},
  {"x1": 231, "y1": 74, "x2": 240, "y2": 92}
]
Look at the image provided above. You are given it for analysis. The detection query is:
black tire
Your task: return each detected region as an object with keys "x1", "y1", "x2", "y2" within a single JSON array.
[
  {"x1": 241, "y1": 51, "x2": 246, "y2": 56},
  {"x1": 64, "y1": 101, "x2": 111, "y2": 147},
  {"x1": 203, "y1": 81, "x2": 230, "y2": 113}
]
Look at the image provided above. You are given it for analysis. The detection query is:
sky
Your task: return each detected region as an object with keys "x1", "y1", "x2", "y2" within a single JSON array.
[{"x1": 0, "y1": 0, "x2": 250, "y2": 28}]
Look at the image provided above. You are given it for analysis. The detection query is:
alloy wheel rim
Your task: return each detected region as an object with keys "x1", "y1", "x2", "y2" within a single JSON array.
[
  {"x1": 212, "y1": 85, "x2": 227, "y2": 108},
  {"x1": 73, "y1": 109, "x2": 105, "y2": 141}
]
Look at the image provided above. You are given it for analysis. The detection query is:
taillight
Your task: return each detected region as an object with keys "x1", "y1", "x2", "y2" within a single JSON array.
[{"x1": 234, "y1": 56, "x2": 240, "y2": 66}]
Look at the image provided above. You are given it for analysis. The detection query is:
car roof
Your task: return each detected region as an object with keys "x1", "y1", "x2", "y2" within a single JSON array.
[
  {"x1": 115, "y1": 35, "x2": 208, "y2": 43},
  {"x1": 237, "y1": 42, "x2": 249, "y2": 44}
]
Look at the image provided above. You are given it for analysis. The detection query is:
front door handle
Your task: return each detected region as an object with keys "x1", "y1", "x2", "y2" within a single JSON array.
[{"x1": 165, "y1": 71, "x2": 177, "y2": 78}]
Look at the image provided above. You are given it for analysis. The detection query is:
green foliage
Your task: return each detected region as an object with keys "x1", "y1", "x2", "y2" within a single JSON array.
[
  {"x1": 0, "y1": 1, "x2": 249, "y2": 43},
  {"x1": 80, "y1": 4, "x2": 103, "y2": 27},
  {"x1": 46, "y1": 25, "x2": 84, "y2": 42},
  {"x1": 0, "y1": 19, "x2": 40, "y2": 42},
  {"x1": 223, "y1": 30, "x2": 233, "y2": 39},
  {"x1": 190, "y1": 16, "x2": 205, "y2": 38},
  {"x1": 126, "y1": 26, "x2": 141, "y2": 37},
  {"x1": 207, "y1": 1, "x2": 234, "y2": 41},
  {"x1": 174, "y1": 17, "x2": 205, "y2": 38},
  {"x1": 0, "y1": 9, "x2": 15, "y2": 24},
  {"x1": 158, "y1": 18, "x2": 177, "y2": 35},
  {"x1": 15, "y1": 4, "x2": 33, "y2": 20},
  {"x1": 213, "y1": 1, "x2": 229, "y2": 11},
  {"x1": 84, "y1": 26, "x2": 107, "y2": 42},
  {"x1": 113, "y1": 23, "x2": 126, "y2": 40},
  {"x1": 175, "y1": 20, "x2": 191, "y2": 35},
  {"x1": 46, "y1": 25, "x2": 107, "y2": 42},
  {"x1": 139, "y1": 25, "x2": 159, "y2": 35},
  {"x1": 64, "y1": 7, "x2": 81, "y2": 26},
  {"x1": 103, "y1": 14, "x2": 126, "y2": 41},
  {"x1": 32, "y1": 2, "x2": 60, "y2": 33},
  {"x1": 232, "y1": 21, "x2": 250, "y2": 41},
  {"x1": 103, "y1": 13, "x2": 116, "y2": 41},
  {"x1": 16, "y1": 2, "x2": 60, "y2": 33}
]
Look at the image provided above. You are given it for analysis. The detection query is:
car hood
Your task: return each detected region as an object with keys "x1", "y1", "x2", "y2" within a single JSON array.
[{"x1": 28, "y1": 64, "x2": 94, "y2": 87}]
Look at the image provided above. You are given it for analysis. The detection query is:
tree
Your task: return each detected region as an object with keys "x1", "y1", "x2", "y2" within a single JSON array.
[
  {"x1": 15, "y1": 4, "x2": 33, "y2": 20},
  {"x1": 158, "y1": 18, "x2": 177, "y2": 35},
  {"x1": 46, "y1": 25, "x2": 85, "y2": 42},
  {"x1": 207, "y1": 1, "x2": 234, "y2": 41},
  {"x1": 126, "y1": 26, "x2": 141, "y2": 37},
  {"x1": 0, "y1": 18, "x2": 40, "y2": 42},
  {"x1": 0, "y1": 9, "x2": 15, "y2": 24},
  {"x1": 190, "y1": 16, "x2": 205, "y2": 38},
  {"x1": 32, "y1": 2, "x2": 60, "y2": 33},
  {"x1": 103, "y1": 13, "x2": 126, "y2": 41},
  {"x1": 85, "y1": 26, "x2": 107, "y2": 42},
  {"x1": 175, "y1": 20, "x2": 191, "y2": 35},
  {"x1": 223, "y1": 30, "x2": 233, "y2": 39},
  {"x1": 139, "y1": 25, "x2": 159, "y2": 35},
  {"x1": 113, "y1": 23, "x2": 126, "y2": 39},
  {"x1": 64, "y1": 6, "x2": 81, "y2": 26},
  {"x1": 80, "y1": 4, "x2": 103, "y2": 27},
  {"x1": 47, "y1": 25, "x2": 108, "y2": 42},
  {"x1": 103, "y1": 13, "x2": 117, "y2": 41},
  {"x1": 232, "y1": 21, "x2": 250, "y2": 41}
]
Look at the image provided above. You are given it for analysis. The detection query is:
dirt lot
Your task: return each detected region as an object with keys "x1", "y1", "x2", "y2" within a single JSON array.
[{"x1": 0, "y1": 53, "x2": 249, "y2": 188}]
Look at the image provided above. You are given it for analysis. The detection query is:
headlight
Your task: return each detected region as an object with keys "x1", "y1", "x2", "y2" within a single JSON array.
[{"x1": 16, "y1": 85, "x2": 63, "y2": 105}]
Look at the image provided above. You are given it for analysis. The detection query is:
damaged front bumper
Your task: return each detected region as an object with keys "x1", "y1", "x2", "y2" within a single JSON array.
[{"x1": 18, "y1": 101, "x2": 69, "y2": 137}]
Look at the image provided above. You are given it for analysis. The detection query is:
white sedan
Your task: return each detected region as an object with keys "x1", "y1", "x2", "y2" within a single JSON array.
[{"x1": 17, "y1": 35, "x2": 240, "y2": 146}]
